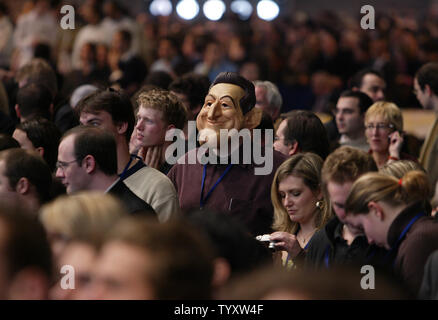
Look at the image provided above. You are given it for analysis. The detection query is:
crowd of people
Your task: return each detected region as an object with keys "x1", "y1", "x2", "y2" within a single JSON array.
[{"x1": 0, "y1": 0, "x2": 437, "y2": 300}]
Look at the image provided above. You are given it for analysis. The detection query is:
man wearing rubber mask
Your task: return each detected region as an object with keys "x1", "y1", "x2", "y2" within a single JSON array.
[{"x1": 168, "y1": 72, "x2": 286, "y2": 236}]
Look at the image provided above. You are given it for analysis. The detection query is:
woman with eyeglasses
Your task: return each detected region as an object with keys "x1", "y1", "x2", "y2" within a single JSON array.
[{"x1": 364, "y1": 101, "x2": 417, "y2": 168}]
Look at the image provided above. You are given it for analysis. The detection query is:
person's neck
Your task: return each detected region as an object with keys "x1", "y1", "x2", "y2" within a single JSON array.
[
  {"x1": 88, "y1": 173, "x2": 119, "y2": 192},
  {"x1": 430, "y1": 96, "x2": 438, "y2": 113},
  {"x1": 298, "y1": 219, "x2": 316, "y2": 247},
  {"x1": 372, "y1": 150, "x2": 389, "y2": 168},
  {"x1": 117, "y1": 140, "x2": 133, "y2": 175},
  {"x1": 161, "y1": 141, "x2": 171, "y2": 166},
  {"x1": 21, "y1": 194, "x2": 41, "y2": 214},
  {"x1": 342, "y1": 130, "x2": 366, "y2": 142}
]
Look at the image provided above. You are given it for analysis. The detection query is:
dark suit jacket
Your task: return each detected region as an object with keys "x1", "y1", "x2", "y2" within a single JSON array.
[{"x1": 418, "y1": 250, "x2": 438, "y2": 300}]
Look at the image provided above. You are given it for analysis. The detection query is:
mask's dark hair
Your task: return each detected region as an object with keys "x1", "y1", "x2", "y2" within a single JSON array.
[{"x1": 211, "y1": 72, "x2": 256, "y2": 115}]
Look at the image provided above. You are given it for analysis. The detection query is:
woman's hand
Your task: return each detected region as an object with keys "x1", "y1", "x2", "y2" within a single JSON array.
[
  {"x1": 388, "y1": 130, "x2": 404, "y2": 160},
  {"x1": 269, "y1": 231, "x2": 303, "y2": 259}
]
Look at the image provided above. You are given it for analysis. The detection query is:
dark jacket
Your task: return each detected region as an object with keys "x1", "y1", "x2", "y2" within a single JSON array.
[
  {"x1": 418, "y1": 250, "x2": 438, "y2": 300},
  {"x1": 386, "y1": 202, "x2": 438, "y2": 295},
  {"x1": 305, "y1": 216, "x2": 386, "y2": 270},
  {"x1": 108, "y1": 179, "x2": 156, "y2": 218}
]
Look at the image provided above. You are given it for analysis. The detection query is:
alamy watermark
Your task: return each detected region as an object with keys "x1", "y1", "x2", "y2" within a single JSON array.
[
  {"x1": 163, "y1": 121, "x2": 274, "y2": 175},
  {"x1": 361, "y1": 5, "x2": 375, "y2": 30},
  {"x1": 360, "y1": 265, "x2": 375, "y2": 290},
  {"x1": 60, "y1": 5, "x2": 75, "y2": 30},
  {"x1": 60, "y1": 265, "x2": 75, "y2": 290}
]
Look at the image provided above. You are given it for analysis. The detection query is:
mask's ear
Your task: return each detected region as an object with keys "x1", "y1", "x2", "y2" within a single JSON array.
[{"x1": 243, "y1": 108, "x2": 262, "y2": 130}]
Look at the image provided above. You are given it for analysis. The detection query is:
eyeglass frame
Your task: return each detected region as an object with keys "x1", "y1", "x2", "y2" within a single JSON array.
[
  {"x1": 55, "y1": 159, "x2": 79, "y2": 170},
  {"x1": 364, "y1": 123, "x2": 395, "y2": 131}
]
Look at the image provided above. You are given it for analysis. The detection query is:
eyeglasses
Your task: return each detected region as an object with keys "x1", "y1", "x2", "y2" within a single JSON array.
[
  {"x1": 365, "y1": 123, "x2": 394, "y2": 131},
  {"x1": 55, "y1": 159, "x2": 78, "y2": 170}
]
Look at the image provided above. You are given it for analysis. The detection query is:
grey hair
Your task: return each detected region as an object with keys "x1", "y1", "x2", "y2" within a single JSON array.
[{"x1": 253, "y1": 80, "x2": 283, "y2": 110}]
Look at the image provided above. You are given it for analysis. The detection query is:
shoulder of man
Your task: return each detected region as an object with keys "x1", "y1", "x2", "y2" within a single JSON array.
[
  {"x1": 108, "y1": 180, "x2": 157, "y2": 218},
  {"x1": 124, "y1": 166, "x2": 180, "y2": 222}
]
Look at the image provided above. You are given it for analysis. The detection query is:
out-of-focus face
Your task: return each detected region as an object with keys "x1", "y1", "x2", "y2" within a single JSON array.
[
  {"x1": 335, "y1": 97, "x2": 364, "y2": 137},
  {"x1": 112, "y1": 32, "x2": 129, "y2": 54},
  {"x1": 274, "y1": 119, "x2": 293, "y2": 156},
  {"x1": 255, "y1": 86, "x2": 278, "y2": 120},
  {"x1": 55, "y1": 135, "x2": 88, "y2": 194},
  {"x1": 255, "y1": 86, "x2": 269, "y2": 110},
  {"x1": 90, "y1": 241, "x2": 155, "y2": 300},
  {"x1": 344, "y1": 211, "x2": 389, "y2": 249},
  {"x1": 326, "y1": 181, "x2": 352, "y2": 223},
  {"x1": 413, "y1": 77, "x2": 432, "y2": 110},
  {"x1": 204, "y1": 43, "x2": 222, "y2": 65},
  {"x1": 50, "y1": 242, "x2": 97, "y2": 300},
  {"x1": 0, "y1": 220, "x2": 10, "y2": 299},
  {"x1": 239, "y1": 62, "x2": 260, "y2": 82},
  {"x1": 158, "y1": 39, "x2": 175, "y2": 60},
  {"x1": 80, "y1": 43, "x2": 95, "y2": 64},
  {"x1": 196, "y1": 83, "x2": 245, "y2": 146},
  {"x1": 0, "y1": 160, "x2": 18, "y2": 203},
  {"x1": 13, "y1": 129, "x2": 35, "y2": 150},
  {"x1": 360, "y1": 74, "x2": 386, "y2": 102},
  {"x1": 365, "y1": 114, "x2": 394, "y2": 153},
  {"x1": 135, "y1": 107, "x2": 167, "y2": 148},
  {"x1": 278, "y1": 175, "x2": 319, "y2": 225}
]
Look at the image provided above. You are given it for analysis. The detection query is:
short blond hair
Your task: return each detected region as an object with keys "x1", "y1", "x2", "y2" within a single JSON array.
[
  {"x1": 136, "y1": 89, "x2": 188, "y2": 129},
  {"x1": 380, "y1": 160, "x2": 425, "y2": 179},
  {"x1": 40, "y1": 191, "x2": 127, "y2": 244},
  {"x1": 365, "y1": 101, "x2": 403, "y2": 132}
]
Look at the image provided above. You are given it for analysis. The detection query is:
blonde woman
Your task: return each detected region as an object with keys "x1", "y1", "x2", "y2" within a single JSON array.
[
  {"x1": 40, "y1": 191, "x2": 127, "y2": 262},
  {"x1": 364, "y1": 101, "x2": 417, "y2": 168},
  {"x1": 269, "y1": 153, "x2": 332, "y2": 268},
  {"x1": 344, "y1": 170, "x2": 438, "y2": 294}
]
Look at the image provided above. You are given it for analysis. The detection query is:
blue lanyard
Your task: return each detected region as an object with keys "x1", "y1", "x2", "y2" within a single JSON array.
[
  {"x1": 119, "y1": 154, "x2": 142, "y2": 180},
  {"x1": 200, "y1": 164, "x2": 233, "y2": 209},
  {"x1": 324, "y1": 245, "x2": 331, "y2": 268},
  {"x1": 385, "y1": 211, "x2": 425, "y2": 266}
]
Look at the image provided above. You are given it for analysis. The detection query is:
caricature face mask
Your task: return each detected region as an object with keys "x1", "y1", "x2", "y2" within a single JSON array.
[{"x1": 196, "y1": 83, "x2": 261, "y2": 148}]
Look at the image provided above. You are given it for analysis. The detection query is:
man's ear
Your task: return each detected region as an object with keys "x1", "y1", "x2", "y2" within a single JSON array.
[
  {"x1": 15, "y1": 177, "x2": 30, "y2": 195},
  {"x1": 82, "y1": 155, "x2": 96, "y2": 174},
  {"x1": 36, "y1": 146, "x2": 44, "y2": 157},
  {"x1": 211, "y1": 257, "x2": 231, "y2": 289},
  {"x1": 368, "y1": 201, "x2": 384, "y2": 220},
  {"x1": 425, "y1": 84, "x2": 432, "y2": 96},
  {"x1": 116, "y1": 121, "x2": 128, "y2": 136},
  {"x1": 288, "y1": 141, "x2": 299, "y2": 156},
  {"x1": 244, "y1": 107, "x2": 263, "y2": 130},
  {"x1": 166, "y1": 124, "x2": 176, "y2": 132},
  {"x1": 15, "y1": 104, "x2": 21, "y2": 119}
]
